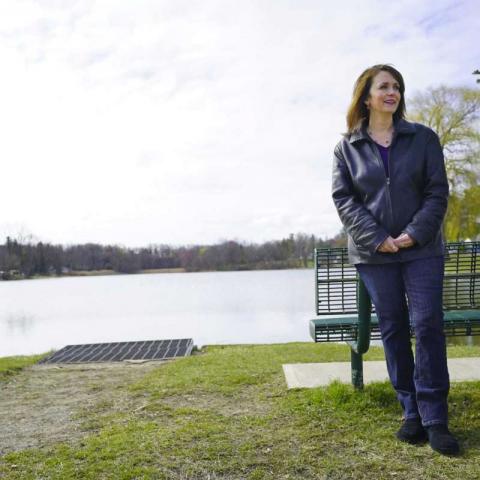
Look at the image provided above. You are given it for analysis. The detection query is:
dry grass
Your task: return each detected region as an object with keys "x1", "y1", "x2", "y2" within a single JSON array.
[{"x1": 1, "y1": 343, "x2": 480, "y2": 479}]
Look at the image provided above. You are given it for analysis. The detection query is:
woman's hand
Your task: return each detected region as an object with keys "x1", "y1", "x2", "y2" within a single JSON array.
[
  {"x1": 377, "y1": 236, "x2": 399, "y2": 253},
  {"x1": 393, "y1": 233, "x2": 415, "y2": 248}
]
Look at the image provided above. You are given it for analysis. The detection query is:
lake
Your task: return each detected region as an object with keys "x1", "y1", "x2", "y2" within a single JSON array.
[
  {"x1": 0, "y1": 269, "x2": 316, "y2": 357},
  {"x1": 3, "y1": 268, "x2": 477, "y2": 357}
]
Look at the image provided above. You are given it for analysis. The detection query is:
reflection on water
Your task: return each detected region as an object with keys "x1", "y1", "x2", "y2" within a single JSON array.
[{"x1": 4, "y1": 312, "x2": 36, "y2": 334}]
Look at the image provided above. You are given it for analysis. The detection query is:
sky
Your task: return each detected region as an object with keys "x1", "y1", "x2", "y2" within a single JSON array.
[{"x1": 0, "y1": 0, "x2": 478, "y2": 248}]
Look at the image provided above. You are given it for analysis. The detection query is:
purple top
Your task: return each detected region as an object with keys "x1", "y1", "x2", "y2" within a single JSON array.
[{"x1": 375, "y1": 142, "x2": 389, "y2": 178}]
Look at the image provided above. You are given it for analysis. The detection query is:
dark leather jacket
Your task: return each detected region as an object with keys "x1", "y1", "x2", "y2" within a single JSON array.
[{"x1": 332, "y1": 118, "x2": 449, "y2": 264}]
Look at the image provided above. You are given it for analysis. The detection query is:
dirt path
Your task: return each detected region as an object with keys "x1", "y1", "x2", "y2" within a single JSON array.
[{"x1": 0, "y1": 361, "x2": 165, "y2": 455}]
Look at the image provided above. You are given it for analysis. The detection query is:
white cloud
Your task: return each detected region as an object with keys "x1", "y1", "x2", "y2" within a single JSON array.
[{"x1": 0, "y1": 0, "x2": 478, "y2": 246}]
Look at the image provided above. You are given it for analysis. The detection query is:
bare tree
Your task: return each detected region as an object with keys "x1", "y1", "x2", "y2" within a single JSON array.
[
  {"x1": 409, "y1": 86, "x2": 480, "y2": 192},
  {"x1": 409, "y1": 86, "x2": 480, "y2": 241}
]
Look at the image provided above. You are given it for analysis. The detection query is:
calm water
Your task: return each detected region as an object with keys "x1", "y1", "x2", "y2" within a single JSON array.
[{"x1": 0, "y1": 269, "x2": 316, "y2": 356}]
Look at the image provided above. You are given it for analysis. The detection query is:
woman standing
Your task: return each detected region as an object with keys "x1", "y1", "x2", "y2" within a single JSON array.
[{"x1": 332, "y1": 64, "x2": 459, "y2": 455}]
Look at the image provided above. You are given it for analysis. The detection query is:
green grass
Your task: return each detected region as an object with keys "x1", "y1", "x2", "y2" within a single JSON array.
[
  {"x1": 1, "y1": 343, "x2": 480, "y2": 479},
  {"x1": 0, "y1": 353, "x2": 48, "y2": 381}
]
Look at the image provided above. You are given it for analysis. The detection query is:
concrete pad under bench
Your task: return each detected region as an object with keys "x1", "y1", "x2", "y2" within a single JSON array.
[{"x1": 283, "y1": 357, "x2": 480, "y2": 389}]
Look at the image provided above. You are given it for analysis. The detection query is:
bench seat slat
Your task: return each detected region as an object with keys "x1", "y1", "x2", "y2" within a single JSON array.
[{"x1": 310, "y1": 310, "x2": 480, "y2": 343}]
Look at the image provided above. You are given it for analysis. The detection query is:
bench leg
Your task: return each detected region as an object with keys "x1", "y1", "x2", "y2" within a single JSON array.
[{"x1": 351, "y1": 349, "x2": 364, "y2": 389}]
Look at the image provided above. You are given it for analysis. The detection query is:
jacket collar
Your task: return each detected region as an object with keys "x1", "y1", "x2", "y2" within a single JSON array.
[{"x1": 348, "y1": 118, "x2": 417, "y2": 144}]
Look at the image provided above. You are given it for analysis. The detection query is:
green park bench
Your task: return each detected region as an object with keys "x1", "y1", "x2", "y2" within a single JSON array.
[{"x1": 309, "y1": 241, "x2": 480, "y2": 389}]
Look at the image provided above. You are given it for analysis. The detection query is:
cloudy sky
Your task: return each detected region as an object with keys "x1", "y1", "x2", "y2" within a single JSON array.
[{"x1": 0, "y1": 0, "x2": 478, "y2": 247}]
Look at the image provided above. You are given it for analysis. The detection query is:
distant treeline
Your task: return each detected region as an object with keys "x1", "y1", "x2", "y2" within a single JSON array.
[{"x1": 0, "y1": 232, "x2": 347, "y2": 279}]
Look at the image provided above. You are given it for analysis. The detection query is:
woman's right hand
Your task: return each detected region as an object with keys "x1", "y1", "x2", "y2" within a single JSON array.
[{"x1": 377, "y1": 236, "x2": 399, "y2": 253}]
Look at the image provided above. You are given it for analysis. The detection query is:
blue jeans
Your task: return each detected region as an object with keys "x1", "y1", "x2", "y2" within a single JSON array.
[{"x1": 356, "y1": 256, "x2": 450, "y2": 426}]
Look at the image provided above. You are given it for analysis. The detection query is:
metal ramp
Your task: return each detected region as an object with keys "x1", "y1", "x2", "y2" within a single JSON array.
[{"x1": 38, "y1": 338, "x2": 194, "y2": 364}]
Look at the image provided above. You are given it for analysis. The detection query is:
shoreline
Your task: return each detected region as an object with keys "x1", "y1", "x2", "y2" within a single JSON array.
[
  {"x1": 1, "y1": 264, "x2": 313, "y2": 281},
  {"x1": 3, "y1": 335, "x2": 480, "y2": 362}
]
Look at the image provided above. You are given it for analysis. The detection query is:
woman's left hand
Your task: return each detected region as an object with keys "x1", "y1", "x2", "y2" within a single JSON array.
[{"x1": 393, "y1": 233, "x2": 415, "y2": 248}]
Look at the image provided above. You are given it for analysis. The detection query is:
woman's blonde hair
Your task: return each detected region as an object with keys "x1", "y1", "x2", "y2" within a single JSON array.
[{"x1": 346, "y1": 64, "x2": 406, "y2": 134}]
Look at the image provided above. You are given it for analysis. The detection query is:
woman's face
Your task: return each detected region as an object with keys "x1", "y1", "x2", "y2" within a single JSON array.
[{"x1": 365, "y1": 70, "x2": 401, "y2": 115}]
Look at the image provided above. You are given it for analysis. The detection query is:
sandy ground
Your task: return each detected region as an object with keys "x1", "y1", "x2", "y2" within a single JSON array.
[{"x1": 0, "y1": 360, "x2": 165, "y2": 455}]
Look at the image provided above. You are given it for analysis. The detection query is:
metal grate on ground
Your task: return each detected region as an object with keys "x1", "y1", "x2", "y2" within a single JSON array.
[{"x1": 38, "y1": 338, "x2": 194, "y2": 364}]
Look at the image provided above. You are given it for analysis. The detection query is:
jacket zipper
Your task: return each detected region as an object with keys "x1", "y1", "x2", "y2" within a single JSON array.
[
  {"x1": 386, "y1": 149, "x2": 393, "y2": 224},
  {"x1": 371, "y1": 141, "x2": 394, "y2": 229}
]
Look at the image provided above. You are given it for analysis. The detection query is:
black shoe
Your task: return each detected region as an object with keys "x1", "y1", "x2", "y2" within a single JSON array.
[
  {"x1": 426, "y1": 424, "x2": 460, "y2": 456},
  {"x1": 396, "y1": 418, "x2": 427, "y2": 444}
]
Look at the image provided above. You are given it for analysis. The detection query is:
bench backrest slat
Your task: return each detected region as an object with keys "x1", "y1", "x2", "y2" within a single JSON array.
[{"x1": 315, "y1": 241, "x2": 480, "y2": 316}]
